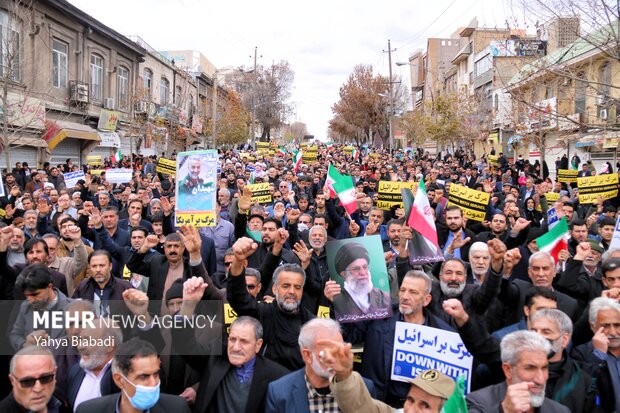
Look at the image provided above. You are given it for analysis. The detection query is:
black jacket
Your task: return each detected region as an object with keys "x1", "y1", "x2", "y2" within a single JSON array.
[
  {"x1": 75, "y1": 393, "x2": 190, "y2": 413},
  {"x1": 172, "y1": 325, "x2": 289, "y2": 413},
  {"x1": 571, "y1": 341, "x2": 617, "y2": 412},
  {"x1": 226, "y1": 269, "x2": 315, "y2": 370}
]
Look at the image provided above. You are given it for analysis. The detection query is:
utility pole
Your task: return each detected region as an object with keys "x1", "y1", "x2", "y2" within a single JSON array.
[
  {"x1": 211, "y1": 69, "x2": 218, "y2": 148},
  {"x1": 384, "y1": 39, "x2": 396, "y2": 151},
  {"x1": 251, "y1": 46, "x2": 261, "y2": 143}
]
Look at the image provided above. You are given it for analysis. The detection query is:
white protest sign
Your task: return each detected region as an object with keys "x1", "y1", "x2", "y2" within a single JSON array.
[
  {"x1": 63, "y1": 171, "x2": 85, "y2": 189},
  {"x1": 610, "y1": 215, "x2": 620, "y2": 251},
  {"x1": 105, "y1": 169, "x2": 132, "y2": 184},
  {"x1": 391, "y1": 321, "x2": 473, "y2": 393}
]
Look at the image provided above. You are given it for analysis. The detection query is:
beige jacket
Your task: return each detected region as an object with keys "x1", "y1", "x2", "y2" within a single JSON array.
[
  {"x1": 49, "y1": 240, "x2": 88, "y2": 295},
  {"x1": 330, "y1": 372, "x2": 396, "y2": 413}
]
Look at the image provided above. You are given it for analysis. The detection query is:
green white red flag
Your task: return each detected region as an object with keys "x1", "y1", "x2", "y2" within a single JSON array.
[
  {"x1": 326, "y1": 164, "x2": 357, "y2": 214},
  {"x1": 401, "y1": 179, "x2": 443, "y2": 264},
  {"x1": 293, "y1": 150, "x2": 303, "y2": 173},
  {"x1": 277, "y1": 147, "x2": 286, "y2": 156},
  {"x1": 535, "y1": 216, "x2": 569, "y2": 264},
  {"x1": 111, "y1": 149, "x2": 122, "y2": 163}
]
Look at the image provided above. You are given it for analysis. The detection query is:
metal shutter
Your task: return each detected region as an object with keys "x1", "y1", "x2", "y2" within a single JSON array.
[
  {"x1": 89, "y1": 146, "x2": 114, "y2": 162},
  {"x1": 49, "y1": 138, "x2": 81, "y2": 167},
  {"x1": 0, "y1": 146, "x2": 39, "y2": 169}
]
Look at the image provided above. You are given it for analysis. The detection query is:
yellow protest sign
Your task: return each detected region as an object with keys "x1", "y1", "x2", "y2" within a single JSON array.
[
  {"x1": 545, "y1": 192, "x2": 560, "y2": 202},
  {"x1": 175, "y1": 212, "x2": 217, "y2": 227},
  {"x1": 156, "y1": 158, "x2": 176, "y2": 176},
  {"x1": 223, "y1": 303, "x2": 238, "y2": 334},
  {"x1": 342, "y1": 146, "x2": 355, "y2": 155},
  {"x1": 247, "y1": 182, "x2": 272, "y2": 204},
  {"x1": 557, "y1": 169, "x2": 578, "y2": 183},
  {"x1": 577, "y1": 174, "x2": 619, "y2": 204},
  {"x1": 317, "y1": 306, "x2": 330, "y2": 318},
  {"x1": 377, "y1": 181, "x2": 417, "y2": 210},
  {"x1": 488, "y1": 155, "x2": 499, "y2": 170},
  {"x1": 90, "y1": 169, "x2": 104, "y2": 176},
  {"x1": 369, "y1": 153, "x2": 381, "y2": 160},
  {"x1": 87, "y1": 155, "x2": 102, "y2": 166},
  {"x1": 256, "y1": 142, "x2": 270, "y2": 151},
  {"x1": 448, "y1": 184, "x2": 491, "y2": 222},
  {"x1": 122, "y1": 265, "x2": 131, "y2": 280},
  {"x1": 0, "y1": 208, "x2": 5, "y2": 219},
  {"x1": 302, "y1": 146, "x2": 318, "y2": 162}
]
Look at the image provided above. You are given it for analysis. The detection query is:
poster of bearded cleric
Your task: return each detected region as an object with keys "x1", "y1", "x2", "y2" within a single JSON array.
[
  {"x1": 175, "y1": 150, "x2": 218, "y2": 227},
  {"x1": 327, "y1": 235, "x2": 392, "y2": 323}
]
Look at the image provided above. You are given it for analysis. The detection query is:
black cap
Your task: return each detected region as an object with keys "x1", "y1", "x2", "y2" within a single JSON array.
[
  {"x1": 165, "y1": 279, "x2": 184, "y2": 303},
  {"x1": 335, "y1": 243, "x2": 370, "y2": 275}
]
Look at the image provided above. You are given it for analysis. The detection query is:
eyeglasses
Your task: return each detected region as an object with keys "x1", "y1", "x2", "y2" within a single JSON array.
[
  {"x1": 246, "y1": 284, "x2": 257, "y2": 289},
  {"x1": 224, "y1": 262, "x2": 233, "y2": 267},
  {"x1": 14, "y1": 372, "x2": 55, "y2": 388}
]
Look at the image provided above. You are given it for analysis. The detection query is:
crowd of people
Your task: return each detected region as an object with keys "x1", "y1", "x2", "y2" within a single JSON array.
[{"x1": 0, "y1": 143, "x2": 619, "y2": 413}]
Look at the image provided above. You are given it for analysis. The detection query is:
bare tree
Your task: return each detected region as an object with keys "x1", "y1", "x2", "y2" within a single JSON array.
[{"x1": 227, "y1": 60, "x2": 294, "y2": 141}]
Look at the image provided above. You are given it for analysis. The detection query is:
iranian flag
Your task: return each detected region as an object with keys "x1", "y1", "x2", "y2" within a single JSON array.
[
  {"x1": 293, "y1": 150, "x2": 303, "y2": 173},
  {"x1": 111, "y1": 149, "x2": 122, "y2": 164},
  {"x1": 326, "y1": 165, "x2": 357, "y2": 214},
  {"x1": 535, "y1": 216, "x2": 569, "y2": 263},
  {"x1": 277, "y1": 147, "x2": 286, "y2": 156},
  {"x1": 352, "y1": 148, "x2": 359, "y2": 159},
  {"x1": 401, "y1": 179, "x2": 443, "y2": 264}
]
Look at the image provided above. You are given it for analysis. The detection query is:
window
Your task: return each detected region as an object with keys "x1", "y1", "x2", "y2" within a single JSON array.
[
  {"x1": 474, "y1": 55, "x2": 492, "y2": 77},
  {"x1": 599, "y1": 61, "x2": 611, "y2": 97},
  {"x1": 175, "y1": 85, "x2": 182, "y2": 106},
  {"x1": 575, "y1": 72, "x2": 586, "y2": 115},
  {"x1": 117, "y1": 66, "x2": 129, "y2": 111},
  {"x1": 0, "y1": 10, "x2": 21, "y2": 82},
  {"x1": 160, "y1": 77, "x2": 169, "y2": 105},
  {"x1": 90, "y1": 54, "x2": 103, "y2": 101},
  {"x1": 494, "y1": 94, "x2": 499, "y2": 110},
  {"x1": 143, "y1": 68, "x2": 152, "y2": 99},
  {"x1": 52, "y1": 39, "x2": 68, "y2": 88}
]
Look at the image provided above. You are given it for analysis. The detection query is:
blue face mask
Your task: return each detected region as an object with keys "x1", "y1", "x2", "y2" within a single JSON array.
[{"x1": 122, "y1": 374, "x2": 160, "y2": 410}]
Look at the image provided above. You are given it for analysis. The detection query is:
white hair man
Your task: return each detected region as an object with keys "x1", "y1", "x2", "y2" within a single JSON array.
[
  {"x1": 469, "y1": 242, "x2": 491, "y2": 285},
  {"x1": 571, "y1": 297, "x2": 620, "y2": 412},
  {"x1": 466, "y1": 330, "x2": 570, "y2": 412},
  {"x1": 265, "y1": 318, "x2": 375, "y2": 412}
]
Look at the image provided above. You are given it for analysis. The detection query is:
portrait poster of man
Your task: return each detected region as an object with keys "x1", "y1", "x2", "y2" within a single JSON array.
[
  {"x1": 327, "y1": 235, "x2": 392, "y2": 323},
  {"x1": 175, "y1": 150, "x2": 218, "y2": 227}
]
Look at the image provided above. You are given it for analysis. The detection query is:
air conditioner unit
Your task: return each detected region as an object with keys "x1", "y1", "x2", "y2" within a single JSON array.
[
  {"x1": 599, "y1": 108, "x2": 608, "y2": 120},
  {"x1": 69, "y1": 81, "x2": 89, "y2": 104},
  {"x1": 103, "y1": 98, "x2": 115, "y2": 110},
  {"x1": 135, "y1": 101, "x2": 148, "y2": 113},
  {"x1": 596, "y1": 94, "x2": 606, "y2": 105}
]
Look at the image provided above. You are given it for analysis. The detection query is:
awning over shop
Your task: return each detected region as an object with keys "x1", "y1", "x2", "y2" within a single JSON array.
[
  {"x1": 7, "y1": 134, "x2": 49, "y2": 148},
  {"x1": 97, "y1": 131, "x2": 121, "y2": 148},
  {"x1": 44, "y1": 120, "x2": 99, "y2": 151}
]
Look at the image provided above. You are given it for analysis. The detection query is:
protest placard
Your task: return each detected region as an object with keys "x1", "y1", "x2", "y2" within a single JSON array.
[
  {"x1": 156, "y1": 157, "x2": 176, "y2": 176},
  {"x1": 557, "y1": 169, "x2": 578, "y2": 183},
  {"x1": 448, "y1": 184, "x2": 490, "y2": 222},
  {"x1": 577, "y1": 174, "x2": 619, "y2": 204},
  {"x1": 247, "y1": 182, "x2": 272, "y2": 204},
  {"x1": 63, "y1": 171, "x2": 85, "y2": 188},
  {"x1": 302, "y1": 146, "x2": 318, "y2": 162},
  {"x1": 391, "y1": 322, "x2": 474, "y2": 393},
  {"x1": 105, "y1": 169, "x2": 132, "y2": 184},
  {"x1": 175, "y1": 150, "x2": 218, "y2": 227},
  {"x1": 377, "y1": 181, "x2": 417, "y2": 210},
  {"x1": 487, "y1": 154, "x2": 499, "y2": 169},
  {"x1": 326, "y1": 235, "x2": 392, "y2": 323},
  {"x1": 86, "y1": 155, "x2": 102, "y2": 166}
]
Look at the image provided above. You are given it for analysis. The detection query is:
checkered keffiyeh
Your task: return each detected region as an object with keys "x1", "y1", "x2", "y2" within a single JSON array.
[{"x1": 304, "y1": 374, "x2": 341, "y2": 413}]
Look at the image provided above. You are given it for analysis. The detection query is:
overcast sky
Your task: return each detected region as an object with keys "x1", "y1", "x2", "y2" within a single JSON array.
[{"x1": 68, "y1": 0, "x2": 512, "y2": 139}]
